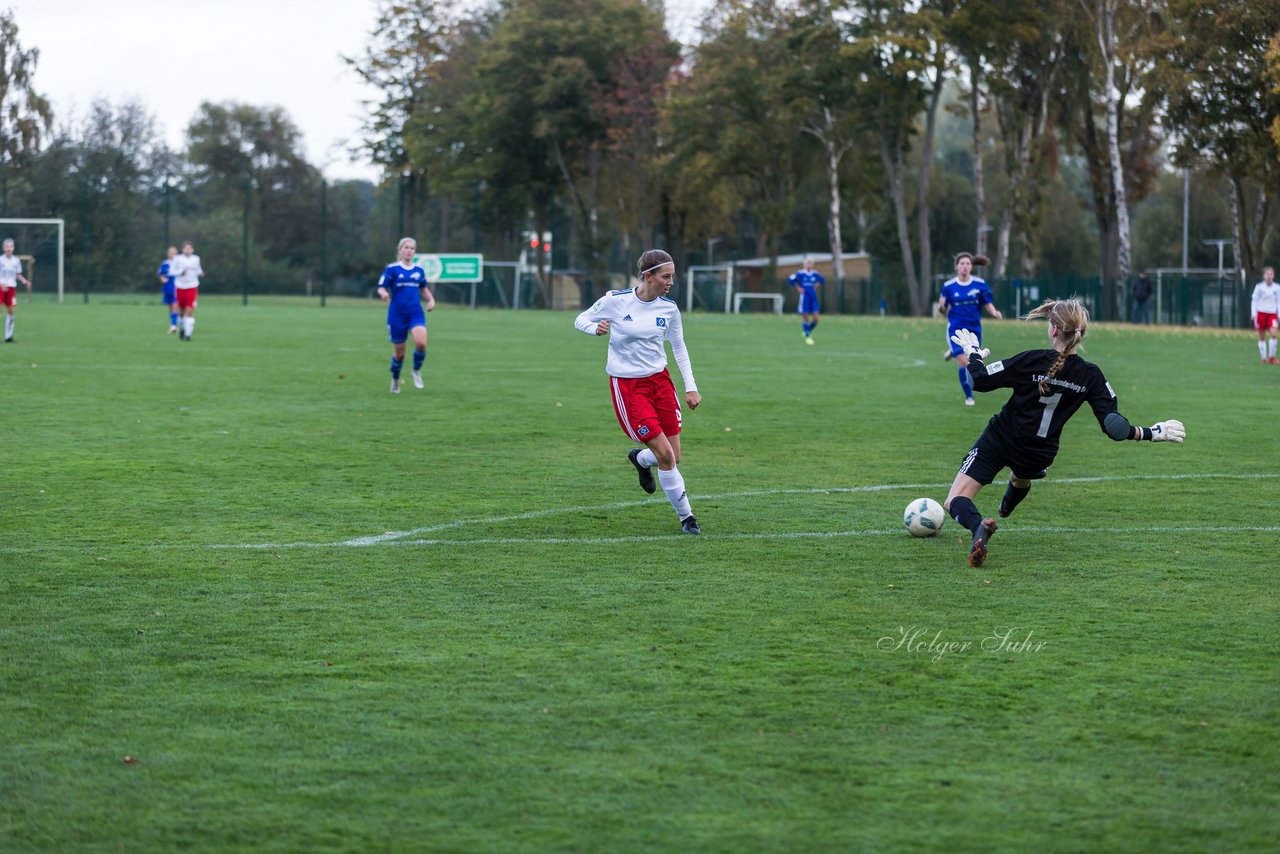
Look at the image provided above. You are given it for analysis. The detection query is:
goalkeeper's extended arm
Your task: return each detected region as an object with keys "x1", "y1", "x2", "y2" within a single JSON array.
[{"x1": 1102, "y1": 413, "x2": 1185, "y2": 443}]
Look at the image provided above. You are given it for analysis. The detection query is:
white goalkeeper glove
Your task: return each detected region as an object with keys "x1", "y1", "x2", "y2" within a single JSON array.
[
  {"x1": 1150, "y1": 420, "x2": 1185, "y2": 443},
  {"x1": 949, "y1": 328, "x2": 989, "y2": 360}
]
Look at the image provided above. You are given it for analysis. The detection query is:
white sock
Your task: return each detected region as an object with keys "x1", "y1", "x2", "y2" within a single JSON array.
[
  {"x1": 657, "y1": 467, "x2": 692, "y2": 520},
  {"x1": 4, "y1": 314, "x2": 12, "y2": 338},
  {"x1": 1260, "y1": 340, "x2": 1268, "y2": 359},
  {"x1": 184, "y1": 317, "x2": 195, "y2": 336},
  {"x1": 636, "y1": 448, "x2": 658, "y2": 468},
  {"x1": 1271, "y1": 338, "x2": 1277, "y2": 358}
]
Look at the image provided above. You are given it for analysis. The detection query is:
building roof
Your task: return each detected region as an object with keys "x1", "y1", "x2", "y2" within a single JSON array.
[{"x1": 729, "y1": 251, "x2": 869, "y2": 269}]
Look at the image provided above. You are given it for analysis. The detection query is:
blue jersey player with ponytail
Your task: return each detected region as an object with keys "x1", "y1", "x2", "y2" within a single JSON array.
[
  {"x1": 377, "y1": 237, "x2": 435, "y2": 394},
  {"x1": 939, "y1": 252, "x2": 1001, "y2": 405}
]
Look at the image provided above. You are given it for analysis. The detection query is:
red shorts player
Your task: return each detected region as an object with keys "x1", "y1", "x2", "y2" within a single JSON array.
[
  {"x1": 575, "y1": 250, "x2": 703, "y2": 535},
  {"x1": 0, "y1": 238, "x2": 30, "y2": 342}
]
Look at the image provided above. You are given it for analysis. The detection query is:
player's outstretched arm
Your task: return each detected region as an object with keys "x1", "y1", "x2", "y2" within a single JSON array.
[{"x1": 1101, "y1": 412, "x2": 1185, "y2": 442}]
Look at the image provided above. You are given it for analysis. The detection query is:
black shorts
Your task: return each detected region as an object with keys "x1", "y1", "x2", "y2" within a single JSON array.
[{"x1": 957, "y1": 430, "x2": 1053, "y2": 486}]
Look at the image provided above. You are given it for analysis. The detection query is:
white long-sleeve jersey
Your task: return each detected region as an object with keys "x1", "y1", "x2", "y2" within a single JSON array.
[
  {"x1": 1251, "y1": 281, "x2": 1280, "y2": 316},
  {"x1": 0, "y1": 255, "x2": 23, "y2": 287},
  {"x1": 171, "y1": 253, "x2": 203, "y2": 289},
  {"x1": 574, "y1": 288, "x2": 698, "y2": 392}
]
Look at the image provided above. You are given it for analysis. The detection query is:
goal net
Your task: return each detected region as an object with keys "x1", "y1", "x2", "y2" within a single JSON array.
[
  {"x1": 684, "y1": 264, "x2": 733, "y2": 312},
  {"x1": 0, "y1": 219, "x2": 65, "y2": 302}
]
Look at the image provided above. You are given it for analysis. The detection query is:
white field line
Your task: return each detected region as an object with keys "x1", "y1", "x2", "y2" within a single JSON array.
[{"x1": 3, "y1": 473, "x2": 1274, "y2": 554}]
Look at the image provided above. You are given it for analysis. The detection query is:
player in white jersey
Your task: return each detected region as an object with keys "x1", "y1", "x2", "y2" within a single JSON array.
[
  {"x1": 575, "y1": 249, "x2": 704, "y2": 534},
  {"x1": 0, "y1": 239, "x2": 31, "y2": 342},
  {"x1": 170, "y1": 241, "x2": 204, "y2": 341},
  {"x1": 1249, "y1": 265, "x2": 1279, "y2": 364}
]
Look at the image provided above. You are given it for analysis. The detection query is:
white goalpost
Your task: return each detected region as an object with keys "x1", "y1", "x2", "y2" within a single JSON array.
[
  {"x1": 685, "y1": 264, "x2": 733, "y2": 312},
  {"x1": 0, "y1": 218, "x2": 65, "y2": 302}
]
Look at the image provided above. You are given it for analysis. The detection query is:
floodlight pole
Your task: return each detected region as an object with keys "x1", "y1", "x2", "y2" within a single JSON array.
[
  {"x1": 242, "y1": 174, "x2": 251, "y2": 305},
  {"x1": 320, "y1": 180, "x2": 328, "y2": 308},
  {"x1": 82, "y1": 174, "x2": 90, "y2": 303},
  {"x1": 1181, "y1": 169, "x2": 1189, "y2": 276}
]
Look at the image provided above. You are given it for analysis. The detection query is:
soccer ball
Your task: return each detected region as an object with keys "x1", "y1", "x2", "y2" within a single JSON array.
[{"x1": 903, "y1": 498, "x2": 946, "y2": 537}]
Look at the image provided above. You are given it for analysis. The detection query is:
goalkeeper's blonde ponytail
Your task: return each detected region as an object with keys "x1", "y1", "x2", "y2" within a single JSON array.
[{"x1": 1024, "y1": 298, "x2": 1088, "y2": 395}]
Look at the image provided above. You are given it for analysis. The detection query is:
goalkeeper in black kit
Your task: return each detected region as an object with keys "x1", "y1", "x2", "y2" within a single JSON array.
[{"x1": 944, "y1": 298, "x2": 1186, "y2": 568}]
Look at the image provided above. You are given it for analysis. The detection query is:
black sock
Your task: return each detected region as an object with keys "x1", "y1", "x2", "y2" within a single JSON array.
[
  {"x1": 1000, "y1": 483, "x2": 1031, "y2": 517},
  {"x1": 948, "y1": 496, "x2": 984, "y2": 534}
]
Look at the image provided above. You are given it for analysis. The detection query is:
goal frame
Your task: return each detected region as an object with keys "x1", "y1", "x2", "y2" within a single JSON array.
[{"x1": 0, "y1": 218, "x2": 65, "y2": 302}]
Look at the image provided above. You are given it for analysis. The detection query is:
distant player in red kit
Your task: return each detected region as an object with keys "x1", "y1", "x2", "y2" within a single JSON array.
[
  {"x1": 574, "y1": 249, "x2": 704, "y2": 534},
  {"x1": 0, "y1": 238, "x2": 30, "y2": 342},
  {"x1": 1250, "y1": 265, "x2": 1279, "y2": 364}
]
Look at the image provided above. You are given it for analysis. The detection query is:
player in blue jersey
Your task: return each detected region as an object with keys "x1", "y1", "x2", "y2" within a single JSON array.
[
  {"x1": 377, "y1": 237, "x2": 436, "y2": 394},
  {"x1": 157, "y1": 246, "x2": 179, "y2": 333},
  {"x1": 787, "y1": 257, "x2": 825, "y2": 344},
  {"x1": 938, "y1": 252, "x2": 1001, "y2": 405}
]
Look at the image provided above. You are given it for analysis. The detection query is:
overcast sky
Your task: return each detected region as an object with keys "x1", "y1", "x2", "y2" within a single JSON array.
[{"x1": 11, "y1": 0, "x2": 713, "y2": 184}]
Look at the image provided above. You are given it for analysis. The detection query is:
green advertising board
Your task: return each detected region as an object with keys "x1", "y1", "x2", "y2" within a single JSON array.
[{"x1": 412, "y1": 253, "x2": 484, "y2": 284}]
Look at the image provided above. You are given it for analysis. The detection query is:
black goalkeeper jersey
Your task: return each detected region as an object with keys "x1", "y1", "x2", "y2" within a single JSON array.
[{"x1": 967, "y1": 349, "x2": 1119, "y2": 459}]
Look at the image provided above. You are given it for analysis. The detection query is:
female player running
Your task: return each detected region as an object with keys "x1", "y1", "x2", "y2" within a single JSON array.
[
  {"x1": 170, "y1": 241, "x2": 204, "y2": 340},
  {"x1": 376, "y1": 237, "x2": 435, "y2": 393},
  {"x1": 945, "y1": 297, "x2": 1185, "y2": 568},
  {"x1": 939, "y1": 252, "x2": 1001, "y2": 405},
  {"x1": 574, "y1": 249, "x2": 703, "y2": 534}
]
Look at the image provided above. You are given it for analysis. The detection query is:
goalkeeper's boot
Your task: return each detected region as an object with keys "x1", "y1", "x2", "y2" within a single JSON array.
[
  {"x1": 680, "y1": 515, "x2": 701, "y2": 535},
  {"x1": 969, "y1": 518, "x2": 997, "y2": 568},
  {"x1": 627, "y1": 448, "x2": 657, "y2": 494}
]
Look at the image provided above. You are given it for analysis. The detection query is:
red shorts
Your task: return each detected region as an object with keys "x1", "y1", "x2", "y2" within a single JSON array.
[
  {"x1": 176, "y1": 287, "x2": 198, "y2": 310},
  {"x1": 0, "y1": 286, "x2": 15, "y2": 307},
  {"x1": 610, "y1": 369, "x2": 682, "y2": 442},
  {"x1": 1256, "y1": 312, "x2": 1277, "y2": 331}
]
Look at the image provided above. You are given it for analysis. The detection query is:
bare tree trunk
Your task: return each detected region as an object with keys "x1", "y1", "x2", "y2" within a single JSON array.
[
  {"x1": 970, "y1": 62, "x2": 989, "y2": 258},
  {"x1": 1098, "y1": 0, "x2": 1131, "y2": 322},
  {"x1": 802, "y1": 107, "x2": 849, "y2": 284},
  {"x1": 825, "y1": 136, "x2": 845, "y2": 282},
  {"x1": 916, "y1": 58, "x2": 945, "y2": 302},
  {"x1": 880, "y1": 131, "x2": 921, "y2": 315},
  {"x1": 993, "y1": 119, "x2": 1030, "y2": 280},
  {"x1": 995, "y1": 205, "x2": 1013, "y2": 281},
  {"x1": 1228, "y1": 175, "x2": 1248, "y2": 325}
]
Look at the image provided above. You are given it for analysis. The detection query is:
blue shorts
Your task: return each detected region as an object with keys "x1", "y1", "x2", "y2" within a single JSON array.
[
  {"x1": 162, "y1": 283, "x2": 177, "y2": 304},
  {"x1": 947, "y1": 323, "x2": 982, "y2": 357},
  {"x1": 797, "y1": 290, "x2": 819, "y2": 315},
  {"x1": 387, "y1": 305, "x2": 426, "y2": 343}
]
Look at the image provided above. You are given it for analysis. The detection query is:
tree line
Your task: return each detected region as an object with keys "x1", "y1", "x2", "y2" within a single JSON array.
[{"x1": 2, "y1": 2, "x2": 1279, "y2": 314}]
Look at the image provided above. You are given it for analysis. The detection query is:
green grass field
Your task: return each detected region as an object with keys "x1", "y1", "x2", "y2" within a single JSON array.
[{"x1": 2, "y1": 295, "x2": 1277, "y2": 851}]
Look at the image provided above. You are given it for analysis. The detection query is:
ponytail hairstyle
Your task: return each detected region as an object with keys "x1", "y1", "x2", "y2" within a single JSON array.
[
  {"x1": 637, "y1": 249, "x2": 673, "y2": 280},
  {"x1": 1024, "y1": 298, "x2": 1089, "y2": 395},
  {"x1": 397, "y1": 237, "x2": 417, "y2": 253}
]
